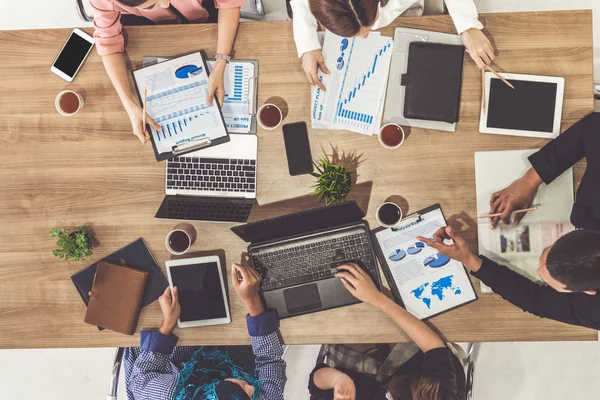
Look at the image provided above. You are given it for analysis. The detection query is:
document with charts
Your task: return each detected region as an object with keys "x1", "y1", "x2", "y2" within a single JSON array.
[
  {"x1": 373, "y1": 205, "x2": 477, "y2": 320},
  {"x1": 132, "y1": 52, "x2": 229, "y2": 160},
  {"x1": 475, "y1": 150, "x2": 575, "y2": 292},
  {"x1": 311, "y1": 32, "x2": 393, "y2": 135}
]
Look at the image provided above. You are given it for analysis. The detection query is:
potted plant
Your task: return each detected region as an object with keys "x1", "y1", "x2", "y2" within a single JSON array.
[
  {"x1": 50, "y1": 226, "x2": 94, "y2": 261},
  {"x1": 312, "y1": 157, "x2": 352, "y2": 206}
]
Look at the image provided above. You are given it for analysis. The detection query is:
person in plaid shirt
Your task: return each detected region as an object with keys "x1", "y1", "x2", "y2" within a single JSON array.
[{"x1": 124, "y1": 263, "x2": 286, "y2": 400}]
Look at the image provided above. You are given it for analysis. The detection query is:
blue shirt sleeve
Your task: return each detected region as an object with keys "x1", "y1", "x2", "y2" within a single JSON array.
[{"x1": 247, "y1": 311, "x2": 287, "y2": 400}]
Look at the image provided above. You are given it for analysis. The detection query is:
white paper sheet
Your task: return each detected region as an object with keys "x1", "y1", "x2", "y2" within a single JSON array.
[
  {"x1": 474, "y1": 150, "x2": 575, "y2": 292},
  {"x1": 133, "y1": 52, "x2": 228, "y2": 155},
  {"x1": 311, "y1": 32, "x2": 393, "y2": 136},
  {"x1": 375, "y1": 207, "x2": 477, "y2": 320}
]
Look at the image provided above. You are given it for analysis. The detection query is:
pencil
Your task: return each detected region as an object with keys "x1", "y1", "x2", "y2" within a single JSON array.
[
  {"x1": 142, "y1": 88, "x2": 147, "y2": 131},
  {"x1": 478, "y1": 207, "x2": 537, "y2": 219},
  {"x1": 485, "y1": 65, "x2": 515, "y2": 89}
]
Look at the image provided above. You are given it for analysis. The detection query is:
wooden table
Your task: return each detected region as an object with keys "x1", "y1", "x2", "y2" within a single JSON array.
[{"x1": 0, "y1": 10, "x2": 595, "y2": 349}]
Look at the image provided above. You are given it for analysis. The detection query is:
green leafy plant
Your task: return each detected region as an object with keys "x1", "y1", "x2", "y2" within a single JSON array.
[
  {"x1": 50, "y1": 226, "x2": 93, "y2": 261},
  {"x1": 312, "y1": 157, "x2": 352, "y2": 206}
]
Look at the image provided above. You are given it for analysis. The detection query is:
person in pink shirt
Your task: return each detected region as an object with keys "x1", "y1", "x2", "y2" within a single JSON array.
[{"x1": 89, "y1": 0, "x2": 243, "y2": 143}]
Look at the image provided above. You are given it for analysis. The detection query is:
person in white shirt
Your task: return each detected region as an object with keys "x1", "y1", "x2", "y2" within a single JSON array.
[{"x1": 291, "y1": 0, "x2": 496, "y2": 90}]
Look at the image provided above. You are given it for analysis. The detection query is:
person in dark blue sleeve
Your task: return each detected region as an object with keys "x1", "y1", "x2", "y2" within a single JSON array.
[{"x1": 123, "y1": 263, "x2": 286, "y2": 400}]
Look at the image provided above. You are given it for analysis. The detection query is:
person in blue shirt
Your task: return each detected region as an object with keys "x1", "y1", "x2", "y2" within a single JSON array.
[{"x1": 123, "y1": 263, "x2": 286, "y2": 400}]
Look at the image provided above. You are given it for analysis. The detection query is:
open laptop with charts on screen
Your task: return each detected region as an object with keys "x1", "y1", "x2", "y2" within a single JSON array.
[
  {"x1": 155, "y1": 134, "x2": 257, "y2": 223},
  {"x1": 231, "y1": 201, "x2": 382, "y2": 318}
]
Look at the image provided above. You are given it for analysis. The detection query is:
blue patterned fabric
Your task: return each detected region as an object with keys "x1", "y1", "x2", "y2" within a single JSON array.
[{"x1": 124, "y1": 311, "x2": 286, "y2": 400}]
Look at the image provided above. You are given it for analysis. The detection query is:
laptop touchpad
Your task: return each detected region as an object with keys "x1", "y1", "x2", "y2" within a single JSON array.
[{"x1": 283, "y1": 284, "x2": 322, "y2": 314}]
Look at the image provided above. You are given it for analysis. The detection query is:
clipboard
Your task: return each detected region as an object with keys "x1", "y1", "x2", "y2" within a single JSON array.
[
  {"x1": 370, "y1": 204, "x2": 478, "y2": 320},
  {"x1": 131, "y1": 51, "x2": 231, "y2": 162}
]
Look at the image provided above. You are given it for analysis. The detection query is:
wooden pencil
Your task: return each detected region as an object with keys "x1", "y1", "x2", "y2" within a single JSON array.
[
  {"x1": 485, "y1": 65, "x2": 515, "y2": 89},
  {"x1": 478, "y1": 207, "x2": 537, "y2": 219},
  {"x1": 142, "y1": 88, "x2": 147, "y2": 131}
]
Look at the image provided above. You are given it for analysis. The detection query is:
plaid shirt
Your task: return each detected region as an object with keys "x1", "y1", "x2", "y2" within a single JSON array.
[{"x1": 124, "y1": 310, "x2": 286, "y2": 400}]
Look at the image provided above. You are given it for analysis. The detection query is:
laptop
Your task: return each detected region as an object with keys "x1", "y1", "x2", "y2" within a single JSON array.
[
  {"x1": 231, "y1": 201, "x2": 382, "y2": 318},
  {"x1": 155, "y1": 134, "x2": 257, "y2": 223}
]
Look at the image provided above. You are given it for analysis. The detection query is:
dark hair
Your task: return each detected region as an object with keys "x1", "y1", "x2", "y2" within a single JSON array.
[
  {"x1": 386, "y1": 375, "x2": 440, "y2": 400},
  {"x1": 546, "y1": 229, "x2": 600, "y2": 291},
  {"x1": 215, "y1": 380, "x2": 251, "y2": 400},
  {"x1": 308, "y1": 0, "x2": 380, "y2": 38},
  {"x1": 117, "y1": 0, "x2": 147, "y2": 6}
]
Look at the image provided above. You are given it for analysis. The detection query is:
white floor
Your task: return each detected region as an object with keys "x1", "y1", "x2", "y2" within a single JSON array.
[{"x1": 2, "y1": 0, "x2": 600, "y2": 399}]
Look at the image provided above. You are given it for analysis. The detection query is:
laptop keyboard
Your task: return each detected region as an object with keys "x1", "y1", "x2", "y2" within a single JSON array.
[
  {"x1": 166, "y1": 156, "x2": 256, "y2": 194},
  {"x1": 252, "y1": 232, "x2": 375, "y2": 292},
  {"x1": 166, "y1": 198, "x2": 253, "y2": 222}
]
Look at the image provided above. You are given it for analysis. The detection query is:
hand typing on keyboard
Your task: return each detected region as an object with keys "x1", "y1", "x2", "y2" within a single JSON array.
[
  {"x1": 335, "y1": 264, "x2": 384, "y2": 306},
  {"x1": 231, "y1": 264, "x2": 265, "y2": 317}
]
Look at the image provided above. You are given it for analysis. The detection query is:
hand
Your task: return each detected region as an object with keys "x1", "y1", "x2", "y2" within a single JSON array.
[
  {"x1": 207, "y1": 60, "x2": 226, "y2": 106},
  {"x1": 125, "y1": 103, "x2": 161, "y2": 145},
  {"x1": 232, "y1": 264, "x2": 265, "y2": 316},
  {"x1": 417, "y1": 227, "x2": 482, "y2": 272},
  {"x1": 461, "y1": 28, "x2": 496, "y2": 69},
  {"x1": 489, "y1": 168, "x2": 542, "y2": 228},
  {"x1": 158, "y1": 286, "x2": 180, "y2": 335},
  {"x1": 335, "y1": 264, "x2": 383, "y2": 306},
  {"x1": 333, "y1": 373, "x2": 356, "y2": 400},
  {"x1": 301, "y1": 50, "x2": 330, "y2": 91}
]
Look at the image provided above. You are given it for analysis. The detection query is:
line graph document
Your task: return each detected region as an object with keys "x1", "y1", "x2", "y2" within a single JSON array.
[
  {"x1": 133, "y1": 52, "x2": 228, "y2": 156},
  {"x1": 311, "y1": 32, "x2": 393, "y2": 135}
]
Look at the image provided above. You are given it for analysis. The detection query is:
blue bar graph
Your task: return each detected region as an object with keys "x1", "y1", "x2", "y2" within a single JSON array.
[{"x1": 154, "y1": 104, "x2": 212, "y2": 141}]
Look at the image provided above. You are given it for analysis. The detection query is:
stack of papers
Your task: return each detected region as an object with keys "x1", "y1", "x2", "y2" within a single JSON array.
[{"x1": 311, "y1": 32, "x2": 393, "y2": 136}]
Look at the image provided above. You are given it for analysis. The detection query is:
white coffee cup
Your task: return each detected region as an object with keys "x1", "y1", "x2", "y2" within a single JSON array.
[
  {"x1": 378, "y1": 123, "x2": 405, "y2": 150},
  {"x1": 55, "y1": 90, "x2": 84, "y2": 116},
  {"x1": 165, "y1": 228, "x2": 192, "y2": 255},
  {"x1": 376, "y1": 202, "x2": 403, "y2": 228},
  {"x1": 257, "y1": 103, "x2": 283, "y2": 130}
]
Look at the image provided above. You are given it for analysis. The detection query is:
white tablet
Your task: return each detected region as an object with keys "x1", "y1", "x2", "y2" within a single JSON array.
[
  {"x1": 165, "y1": 256, "x2": 231, "y2": 328},
  {"x1": 479, "y1": 72, "x2": 565, "y2": 139}
]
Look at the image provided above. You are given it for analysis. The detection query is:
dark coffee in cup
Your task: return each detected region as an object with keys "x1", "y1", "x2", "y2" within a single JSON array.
[
  {"x1": 258, "y1": 104, "x2": 282, "y2": 129},
  {"x1": 377, "y1": 203, "x2": 402, "y2": 226},
  {"x1": 380, "y1": 124, "x2": 404, "y2": 148},
  {"x1": 168, "y1": 230, "x2": 190, "y2": 253},
  {"x1": 59, "y1": 91, "x2": 81, "y2": 115}
]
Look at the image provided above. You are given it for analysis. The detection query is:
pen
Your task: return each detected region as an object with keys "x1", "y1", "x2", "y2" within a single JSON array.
[
  {"x1": 478, "y1": 206, "x2": 538, "y2": 219},
  {"x1": 485, "y1": 65, "x2": 515, "y2": 89}
]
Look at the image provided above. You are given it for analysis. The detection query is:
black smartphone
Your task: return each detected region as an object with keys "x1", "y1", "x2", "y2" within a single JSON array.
[{"x1": 282, "y1": 122, "x2": 313, "y2": 176}]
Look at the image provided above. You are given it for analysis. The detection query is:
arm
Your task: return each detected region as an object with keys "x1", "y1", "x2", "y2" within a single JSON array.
[
  {"x1": 472, "y1": 256, "x2": 600, "y2": 328},
  {"x1": 335, "y1": 265, "x2": 444, "y2": 352},
  {"x1": 445, "y1": 0, "x2": 495, "y2": 68},
  {"x1": 207, "y1": 6, "x2": 241, "y2": 105},
  {"x1": 528, "y1": 112, "x2": 599, "y2": 184},
  {"x1": 419, "y1": 227, "x2": 600, "y2": 329},
  {"x1": 233, "y1": 264, "x2": 287, "y2": 399},
  {"x1": 128, "y1": 287, "x2": 190, "y2": 399}
]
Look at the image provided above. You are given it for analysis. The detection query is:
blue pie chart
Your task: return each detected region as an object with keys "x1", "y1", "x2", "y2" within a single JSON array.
[
  {"x1": 423, "y1": 253, "x2": 451, "y2": 268},
  {"x1": 415, "y1": 242, "x2": 425, "y2": 248},
  {"x1": 388, "y1": 249, "x2": 406, "y2": 262},
  {"x1": 175, "y1": 64, "x2": 203, "y2": 79},
  {"x1": 407, "y1": 246, "x2": 422, "y2": 255}
]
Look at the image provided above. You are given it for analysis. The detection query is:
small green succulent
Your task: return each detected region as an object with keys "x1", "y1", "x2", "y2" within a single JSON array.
[
  {"x1": 50, "y1": 226, "x2": 93, "y2": 261},
  {"x1": 312, "y1": 157, "x2": 352, "y2": 206}
]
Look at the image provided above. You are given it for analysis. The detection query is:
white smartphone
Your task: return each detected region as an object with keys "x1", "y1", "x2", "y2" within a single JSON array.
[
  {"x1": 165, "y1": 256, "x2": 232, "y2": 328},
  {"x1": 51, "y1": 28, "x2": 95, "y2": 82}
]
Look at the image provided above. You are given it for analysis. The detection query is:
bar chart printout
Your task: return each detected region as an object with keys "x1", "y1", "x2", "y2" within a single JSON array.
[
  {"x1": 133, "y1": 52, "x2": 228, "y2": 155},
  {"x1": 311, "y1": 32, "x2": 393, "y2": 135}
]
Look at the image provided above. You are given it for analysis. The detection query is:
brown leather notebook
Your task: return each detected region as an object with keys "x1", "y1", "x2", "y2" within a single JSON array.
[{"x1": 84, "y1": 261, "x2": 149, "y2": 335}]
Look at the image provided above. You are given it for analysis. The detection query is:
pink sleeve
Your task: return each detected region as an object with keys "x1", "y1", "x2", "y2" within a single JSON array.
[
  {"x1": 214, "y1": 0, "x2": 245, "y2": 9},
  {"x1": 89, "y1": 0, "x2": 125, "y2": 56}
]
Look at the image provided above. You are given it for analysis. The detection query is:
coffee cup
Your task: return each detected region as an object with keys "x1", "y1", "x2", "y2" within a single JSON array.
[
  {"x1": 165, "y1": 225, "x2": 195, "y2": 255},
  {"x1": 55, "y1": 90, "x2": 84, "y2": 116},
  {"x1": 376, "y1": 202, "x2": 403, "y2": 228},
  {"x1": 257, "y1": 103, "x2": 283, "y2": 130},
  {"x1": 378, "y1": 123, "x2": 405, "y2": 149}
]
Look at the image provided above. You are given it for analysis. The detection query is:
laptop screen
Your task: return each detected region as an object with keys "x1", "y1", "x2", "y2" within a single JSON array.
[{"x1": 231, "y1": 201, "x2": 365, "y2": 243}]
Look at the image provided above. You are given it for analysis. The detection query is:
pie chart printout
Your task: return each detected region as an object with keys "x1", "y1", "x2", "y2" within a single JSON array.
[
  {"x1": 388, "y1": 249, "x2": 407, "y2": 262},
  {"x1": 424, "y1": 254, "x2": 451, "y2": 269}
]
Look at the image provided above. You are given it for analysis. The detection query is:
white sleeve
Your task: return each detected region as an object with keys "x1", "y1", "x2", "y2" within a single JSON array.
[
  {"x1": 290, "y1": 0, "x2": 322, "y2": 58},
  {"x1": 444, "y1": 0, "x2": 483, "y2": 34}
]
